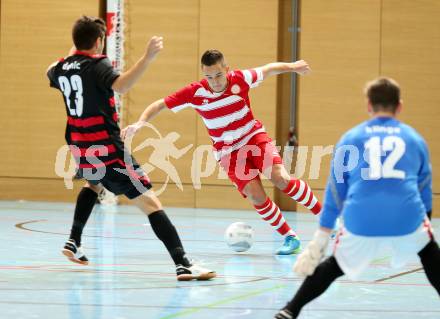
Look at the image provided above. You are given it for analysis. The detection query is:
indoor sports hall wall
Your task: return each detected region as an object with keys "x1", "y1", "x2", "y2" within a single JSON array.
[
  {"x1": 0, "y1": 0, "x2": 98, "y2": 200},
  {"x1": 297, "y1": 0, "x2": 440, "y2": 216},
  {"x1": 0, "y1": 0, "x2": 280, "y2": 210},
  {"x1": 0, "y1": 1, "x2": 438, "y2": 216},
  {"x1": 123, "y1": 0, "x2": 279, "y2": 209}
]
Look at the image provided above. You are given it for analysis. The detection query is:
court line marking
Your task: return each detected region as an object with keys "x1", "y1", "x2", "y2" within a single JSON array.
[
  {"x1": 14, "y1": 219, "x2": 287, "y2": 243},
  {"x1": 1, "y1": 204, "x2": 319, "y2": 223},
  {"x1": 0, "y1": 300, "x2": 438, "y2": 313},
  {"x1": 1, "y1": 264, "x2": 431, "y2": 290},
  {"x1": 374, "y1": 267, "x2": 423, "y2": 283},
  {"x1": 0, "y1": 265, "x2": 271, "y2": 290},
  {"x1": 371, "y1": 255, "x2": 390, "y2": 263},
  {"x1": 12, "y1": 221, "x2": 433, "y2": 287},
  {"x1": 15, "y1": 220, "x2": 424, "y2": 268},
  {"x1": 158, "y1": 284, "x2": 285, "y2": 319}
]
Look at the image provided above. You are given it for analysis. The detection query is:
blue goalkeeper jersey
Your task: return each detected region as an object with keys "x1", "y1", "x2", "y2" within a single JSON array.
[{"x1": 320, "y1": 116, "x2": 432, "y2": 236}]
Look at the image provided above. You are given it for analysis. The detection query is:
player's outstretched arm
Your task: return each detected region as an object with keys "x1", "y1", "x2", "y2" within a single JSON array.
[
  {"x1": 319, "y1": 142, "x2": 349, "y2": 231},
  {"x1": 46, "y1": 46, "x2": 77, "y2": 73},
  {"x1": 259, "y1": 60, "x2": 311, "y2": 79},
  {"x1": 112, "y1": 36, "x2": 163, "y2": 94},
  {"x1": 417, "y1": 140, "x2": 433, "y2": 214},
  {"x1": 137, "y1": 99, "x2": 167, "y2": 123},
  {"x1": 120, "y1": 99, "x2": 167, "y2": 140}
]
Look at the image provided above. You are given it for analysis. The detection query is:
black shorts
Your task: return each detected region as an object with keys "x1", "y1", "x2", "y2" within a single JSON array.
[{"x1": 77, "y1": 155, "x2": 152, "y2": 199}]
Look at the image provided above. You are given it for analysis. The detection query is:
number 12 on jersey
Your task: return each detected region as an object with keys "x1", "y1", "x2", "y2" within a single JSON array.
[
  {"x1": 363, "y1": 136, "x2": 406, "y2": 179},
  {"x1": 58, "y1": 75, "x2": 84, "y2": 117}
]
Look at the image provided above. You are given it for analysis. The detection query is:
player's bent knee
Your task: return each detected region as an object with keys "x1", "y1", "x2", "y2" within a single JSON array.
[
  {"x1": 132, "y1": 191, "x2": 163, "y2": 214},
  {"x1": 268, "y1": 166, "x2": 290, "y2": 190},
  {"x1": 271, "y1": 175, "x2": 289, "y2": 190},
  {"x1": 243, "y1": 182, "x2": 267, "y2": 205},
  {"x1": 84, "y1": 182, "x2": 103, "y2": 194}
]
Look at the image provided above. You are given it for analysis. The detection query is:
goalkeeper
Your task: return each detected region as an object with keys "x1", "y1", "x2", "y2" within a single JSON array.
[{"x1": 274, "y1": 77, "x2": 440, "y2": 319}]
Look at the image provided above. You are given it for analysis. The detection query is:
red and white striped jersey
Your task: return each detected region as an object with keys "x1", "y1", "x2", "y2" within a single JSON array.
[{"x1": 164, "y1": 68, "x2": 265, "y2": 160}]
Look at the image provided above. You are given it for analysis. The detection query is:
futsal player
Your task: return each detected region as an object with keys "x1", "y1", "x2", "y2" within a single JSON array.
[
  {"x1": 121, "y1": 50, "x2": 323, "y2": 255},
  {"x1": 275, "y1": 77, "x2": 440, "y2": 318},
  {"x1": 47, "y1": 16, "x2": 215, "y2": 281}
]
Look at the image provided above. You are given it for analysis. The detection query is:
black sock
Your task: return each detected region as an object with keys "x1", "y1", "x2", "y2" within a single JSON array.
[
  {"x1": 426, "y1": 210, "x2": 432, "y2": 220},
  {"x1": 148, "y1": 210, "x2": 191, "y2": 267},
  {"x1": 69, "y1": 187, "x2": 98, "y2": 246},
  {"x1": 285, "y1": 256, "x2": 344, "y2": 318},
  {"x1": 418, "y1": 239, "x2": 440, "y2": 295}
]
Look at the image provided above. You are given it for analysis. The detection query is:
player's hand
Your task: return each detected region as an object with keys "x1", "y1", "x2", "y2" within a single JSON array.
[
  {"x1": 120, "y1": 121, "x2": 144, "y2": 141},
  {"x1": 145, "y1": 36, "x2": 163, "y2": 62},
  {"x1": 292, "y1": 60, "x2": 311, "y2": 75},
  {"x1": 293, "y1": 229, "x2": 329, "y2": 277}
]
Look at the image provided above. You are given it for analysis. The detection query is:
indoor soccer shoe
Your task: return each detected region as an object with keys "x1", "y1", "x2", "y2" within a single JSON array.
[
  {"x1": 274, "y1": 309, "x2": 294, "y2": 319},
  {"x1": 276, "y1": 235, "x2": 301, "y2": 255},
  {"x1": 62, "y1": 239, "x2": 89, "y2": 265},
  {"x1": 176, "y1": 263, "x2": 216, "y2": 281}
]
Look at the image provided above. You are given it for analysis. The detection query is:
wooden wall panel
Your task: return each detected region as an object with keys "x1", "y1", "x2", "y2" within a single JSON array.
[
  {"x1": 298, "y1": 1, "x2": 381, "y2": 190},
  {"x1": 125, "y1": 0, "x2": 199, "y2": 189},
  {"x1": 198, "y1": 0, "x2": 278, "y2": 136},
  {"x1": 381, "y1": 0, "x2": 440, "y2": 207},
  {"x1": 0, "y1": 0, "x2": 280, "y2": 208},
  {"x1": 195, "y1": 0, "x2": 279, "y2": 200},
  {"x1": 0, "y1": 177, "x2": 86, "y2": 202},
  {"x1": 0, "y1": 177, "x2": 195, "y2": 208},
  {"x1": 434, "y1": 194, "x2": 440, "y2": 218},
  {"x1": 297, "y1": 0, "x2": 439, "y2": 214},
  {"x1": 275, "y1": 0, "x2": 297, "y2": 211},
  {"x1": 3, "y1": 1, "x2": 438, "y2": 213},
  {"x1": 0, "y1": 0, "x2": 97, "y2": 179}
]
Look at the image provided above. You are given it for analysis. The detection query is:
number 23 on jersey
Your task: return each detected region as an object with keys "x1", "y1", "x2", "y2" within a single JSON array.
[{"x1": 58, "y1": 75, "x2": 84, "y2": 117}]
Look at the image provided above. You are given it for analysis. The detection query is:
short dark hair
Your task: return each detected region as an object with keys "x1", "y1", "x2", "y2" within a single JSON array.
[
  {"x1": 365, "y1": 77, "x2": 401, "y2": 113},
  {"x1": 201, "y1": 49, "x2": 225, "y2": 67},
  {"x1": 72, "y1": 16, "x2": 106, "y2": 50}
]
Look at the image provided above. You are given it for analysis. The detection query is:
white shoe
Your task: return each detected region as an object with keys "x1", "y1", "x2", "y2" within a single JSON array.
[
  {"x1": 176, "y1": 263, "x2": 216, "y2": 281},
  {"x1": 274, "y1": 309, "x2": 293, "y2": 319},
  {"x1": 62, "y1": 239, "x2": 89, "y2": 265}
]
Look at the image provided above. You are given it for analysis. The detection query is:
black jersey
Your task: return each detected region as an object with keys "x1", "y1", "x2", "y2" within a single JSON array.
[
  {"x1": 48, "y1": 51, "x2": 152, "y2": 198},
  {"x1": 47, "y1": 51, "x2": 122, "y2": 169}
]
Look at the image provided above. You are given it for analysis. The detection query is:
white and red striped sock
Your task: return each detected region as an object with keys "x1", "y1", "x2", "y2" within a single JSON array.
[
  {"x1": 282, "y1": 179, "x2": 322, "y2": 214},
  {"x1": 254, "y1": 198, "x2": 296, "y2": 237}
]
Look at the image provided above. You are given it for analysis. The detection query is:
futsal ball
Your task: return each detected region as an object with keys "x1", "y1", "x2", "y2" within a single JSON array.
[{"x1": 224, "y1": 222, "x2": 254, "y2": 252}]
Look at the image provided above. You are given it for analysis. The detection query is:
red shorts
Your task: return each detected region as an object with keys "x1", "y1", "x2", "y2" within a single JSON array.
[{"x1": 219, "y1": 133, "x2": 283, "y2": 197}]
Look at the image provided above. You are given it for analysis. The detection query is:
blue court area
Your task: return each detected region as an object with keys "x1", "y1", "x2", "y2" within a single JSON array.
[{"x1": 0, "y1": 200, "x2": 439, "y2": 319}]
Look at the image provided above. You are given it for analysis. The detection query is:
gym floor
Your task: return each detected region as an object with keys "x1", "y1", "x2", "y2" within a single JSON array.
[{"x1": 1, "y1": 201, "x2": 439, "y2": 319}]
